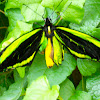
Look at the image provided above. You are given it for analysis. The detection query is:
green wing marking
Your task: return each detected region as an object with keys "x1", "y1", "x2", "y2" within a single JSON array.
[
  {"x1": 55, "y1": 27, "x2": 100, "y2": 60},
  {"x1": 0, "y1": 29, "x2": 43, "y2": 71}
]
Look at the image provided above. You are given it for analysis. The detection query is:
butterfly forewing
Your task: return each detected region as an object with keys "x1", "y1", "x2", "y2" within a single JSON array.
[{"x1": 0, "y1": 29, "x2": 43, "y2": 71}]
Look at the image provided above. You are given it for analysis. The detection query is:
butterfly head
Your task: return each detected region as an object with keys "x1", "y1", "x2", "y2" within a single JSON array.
[{"x1": 44, "y1": 18, "x2": 52, "y2": 26}]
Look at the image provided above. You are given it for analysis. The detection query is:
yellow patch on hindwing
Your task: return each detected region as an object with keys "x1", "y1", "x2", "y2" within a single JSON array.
[{"x1": 45, "y1": 38, "x2": 54, "y2": 68}]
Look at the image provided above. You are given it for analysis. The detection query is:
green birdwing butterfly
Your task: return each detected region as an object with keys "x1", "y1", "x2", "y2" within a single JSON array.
[{"x1": 0, "y1": 2, "x2": 100, "y2": 72}]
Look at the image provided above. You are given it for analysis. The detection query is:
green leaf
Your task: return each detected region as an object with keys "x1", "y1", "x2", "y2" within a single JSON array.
[
  {"x1": 15, "y1": 21, "x2": 32, "y2": 35},
  {"x1": 5, "y1": 0, "x2": 42, "y2": 11},
  {"x1": 0, "y1": 86, "x2": 6, "y2": 96},
  {"x1": 13, "y1": 69, "x2": 28, "y2": 92},
  {"x1": 8, "y1": 20, "x2": 32, "y2": 38},
  {"x1": 6, "y1": 8, "x2": 24, "y2": 32},
  {"x1": 61, "y1": 0, "x2": 85, "y2": 24},
  {"x1": 27, "y1": 53, "x2": 76, "y2": 86},
  {"x1": 59, "y1": 78, "x2": 75, "y2": 100},
  {"x1": 86, "y1": 73, "x2": 100, "y2": 100},
  {"x1": 27, "y1": 53, "x2": 47, "y2": 85},
  {"x1": 92, "y1": 28, "x2": 100, "y2": 39},
  {"x1": 70, "y1": 0, "x2": 100, "y2": 35},
  {"x1": 0, "y1": 80, "x2": 23, "y2": 100},
  {"x1": 42, "y1": 0, "x2": 85, "y2": 23},
  {"x1": 16, "y1": 67, "x2": 26, "y2": 78},
  {"x1": 45, "y1": 53, "x2": 76, "y2": 86},
  {"x1": 76, "y1": 78, "x2": 87, "y2": 91},
  {"x1": 0, "y1": 74, "x2": 12, "y2": 88},
  {"x1": 21, "y1": 3, "x2": 45, "y2": 22},
  {"x1": 41, "y1": 0, "x2": 63, "y2": 9},
  {"x1": 76, "y1": 80, "x2": 83, "y2": 91},
  {"x1": 14, "y1": 69, "x2": 22, "y2": 82},
  {"x1": 23, "y1": 76, "x2": 59, "y2": 100},
  {"x1": 77, "y1": 59, "x2": 100, "y2": 76},
  {"x1": 69, "y1": 91, "x2": 92, "y2": 100}
]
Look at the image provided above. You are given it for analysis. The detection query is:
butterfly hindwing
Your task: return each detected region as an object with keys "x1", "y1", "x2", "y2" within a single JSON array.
[
  {"x1": 55, "y1": 27, "x2": 100, "y2": 60},
  {"x1": 0, "y1": 29, "x2": 43, "y2": 71}
]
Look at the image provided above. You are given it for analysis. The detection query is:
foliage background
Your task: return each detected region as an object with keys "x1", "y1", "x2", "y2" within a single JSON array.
[{"x1": 0, "y1": 0, "x2": 100, "y2": 100}]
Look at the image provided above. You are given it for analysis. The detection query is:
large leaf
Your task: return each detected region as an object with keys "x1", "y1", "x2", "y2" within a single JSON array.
[
  {"x1": 23, "y1": 76, "x2": 59, "y2": 100},
  {"x1": 77, "y1": 59, "x2": 100, "y2": 76},
  {"x1": 69, "y1": 91, "x2": 92, "y2": 100},
  {"x1": 5, "y1": 8, "x2": 24, "y2": 32},
  {"x1": 21, "y1": 3, "x2": 45, "y2": 22},
  {"x1": 27, "y1": 53, "x2": 76, "y2": 86},
  {"x1": 0, "y1": 74, "x2": 12, "y2": 89},
  {"x1": 5, "y1": 0, "x2": 42, "y2": 10},
  {"x1": 70, "y1": 0, "x2": 100, "y2": 36},
  {"x1": 0, "y1": 80, "x2": 23, "y2": 100},
  {"x1": 59, "y1": 78, "x2": 75, "y2": 100},
  {"x1": 92, "y1": 28, "x2": 100, "y2": 39},
  {"x1": 86, "y1": 72, "x2": 100, "y2": 100},
  {"x1": 0, "y1": 86, "x2": 6, "y2": 96},
  {"x1": 42, "y1": 0, "x2": 85, "y2": 23}
]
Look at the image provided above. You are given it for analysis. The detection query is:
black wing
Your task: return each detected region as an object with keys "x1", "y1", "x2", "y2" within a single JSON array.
[
  {"x1": 55, "y1": 27, "x2": 100, "y2": 60},
  {"x1": 0, "y1": 29, "x2": 43, "y2": 71}
]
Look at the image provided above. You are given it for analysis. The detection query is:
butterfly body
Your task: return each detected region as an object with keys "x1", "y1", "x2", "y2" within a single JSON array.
[
  {"x1": 43, "y1": 18, "x2": 55, "y2": 38},
  {"x1": 43, "y1": 18, "x2": 63, "y2": 68}
]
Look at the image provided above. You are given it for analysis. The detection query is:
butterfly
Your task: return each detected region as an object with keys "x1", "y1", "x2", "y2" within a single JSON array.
[{"x1": 0, "y1": 1, "x2": 100, "y2": 72}]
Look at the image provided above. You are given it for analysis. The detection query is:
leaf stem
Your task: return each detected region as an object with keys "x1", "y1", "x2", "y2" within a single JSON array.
[
  {"x1": 0, "y1": 69, "x2": 13, "y2": 75},
  {"x1": 0, "y1": 10, "x2": 5, "y2": 14},
  {"x1": 0, "y1": 26, "x2": 7, "y2": 29},
  {"x1": 82, "y1": 75, "x2": 84, "y2": 91}
]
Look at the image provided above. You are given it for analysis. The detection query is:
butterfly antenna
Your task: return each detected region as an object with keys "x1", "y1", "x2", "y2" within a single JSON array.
[
  {"x1": 42, "y1": 8, "x2": 46, "y2": 21},
  {"x1": 49, "y1": 0, "x2": 63, "y2": 19},
  {"x1": 53, "y1": 2, "x2": 72, "y2": 24},
  {"x1": 23, "y1": 4, "x2": 45, "y2": 20},
  {"x1": 34, "y1": 22, "x2": 43, "y2": 27},
  {"x1": 51, "y1": 7, "x2": 54, "y2": 23}
]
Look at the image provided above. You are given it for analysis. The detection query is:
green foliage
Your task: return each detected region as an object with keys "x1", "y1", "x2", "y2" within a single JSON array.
[
  {"x1": 70, "y1": 0, "x2": 100, "y2": 37},
  {"x1": 42, "y1": 0, "x2": 85, "y2": 23},
  {"x1": 77, "y1": 59, "x2": 100, "y2": 76},
  {"x1": 59, "y1": 78, "x2": 75, "y2": 100},
  {"x1": 27, "y1": 53, "x2": 76, "y2": 86},
  {"x1": 69, "y1": 91, "x2": 92, "y2": 100},
  {"x1": 0, "y1": 0, "x2": 100, "y2": 100},
  {"x1": 23, "y1": 76, "x2": 59, "y2": 100},
  {"x1": 21, "y1": 4, "x2": 45, "y2": 22},
  {"x1": 86, "y1": 71, "x2": 100, "y2": 100},
  {"x1": 0, "y1": 79, "x2": 23, "y2": 100},
  {"x1": 6, "y1": 9, "x2": 24, "y2": 31}
]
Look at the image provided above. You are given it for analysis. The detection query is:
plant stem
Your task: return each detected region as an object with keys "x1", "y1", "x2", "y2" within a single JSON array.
[
  {"x1": 82, "y1": 75, "x2": 84, "y2": 91},
  {"x1": 0, "y1": 26, "x2": 7, "y2": 29},
  {"x1": 0, "y1": 10, "x2": 5, "y2": 14}
]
